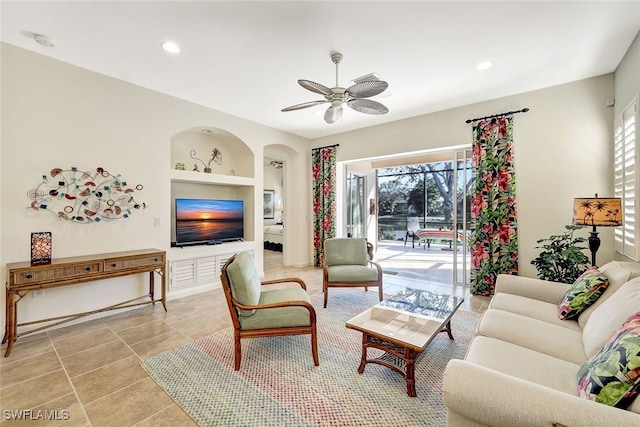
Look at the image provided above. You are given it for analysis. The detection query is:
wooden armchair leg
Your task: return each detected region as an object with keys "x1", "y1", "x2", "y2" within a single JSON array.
[
  {"x1": 311, "y1": 329, "x2": 319, "y2": 366},
  {"x1": 234, "y1": 334, "x2": 242, "y2": 371}
]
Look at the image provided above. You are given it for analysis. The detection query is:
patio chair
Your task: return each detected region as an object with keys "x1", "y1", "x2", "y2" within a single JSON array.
[
  {"x1": 220, "y1": 251, "x2": 319, "y2": 370},
  {"x1": 404, "y1": 216, "x2": 421, "y2": 248},
  {"x1": 322, "y1": 237, "x2": 383, "y2": 308}
]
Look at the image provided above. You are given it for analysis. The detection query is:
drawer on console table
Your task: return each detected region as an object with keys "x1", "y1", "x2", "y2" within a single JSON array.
[
  {"x1": 11, "y1": 262, "x2": 102, "y2": 286},
  {"x1": 103, "y1": 254, "x2": 165, "y2": 272}
]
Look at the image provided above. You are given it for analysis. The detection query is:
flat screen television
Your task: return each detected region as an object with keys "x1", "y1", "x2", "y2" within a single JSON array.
[{"x1": 174, "y1": 198, "x2": 244, "y2": 246}]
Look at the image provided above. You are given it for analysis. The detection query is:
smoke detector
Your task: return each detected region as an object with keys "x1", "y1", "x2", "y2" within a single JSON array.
[{"x1": 34, "y1": 35, "x2": 54, "y2": 48}]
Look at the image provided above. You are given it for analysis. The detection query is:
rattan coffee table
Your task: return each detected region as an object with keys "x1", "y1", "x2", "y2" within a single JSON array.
[{"x1": 346, "y1": 287, "x2": 463, "y2": 397}]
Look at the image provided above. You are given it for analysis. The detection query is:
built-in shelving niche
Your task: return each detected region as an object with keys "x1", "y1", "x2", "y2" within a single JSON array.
[{"x1": 168, "y1": 126, "x2": 256, "y2": 292}]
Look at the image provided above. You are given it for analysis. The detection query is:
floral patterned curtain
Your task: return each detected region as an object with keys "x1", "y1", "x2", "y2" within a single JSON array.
[
  {"x1": 312, "y1": 145, "x2": 337, "y2": 267},
  {"x1": 470, "y1": 115, "x2": 518, "y2": 296}
]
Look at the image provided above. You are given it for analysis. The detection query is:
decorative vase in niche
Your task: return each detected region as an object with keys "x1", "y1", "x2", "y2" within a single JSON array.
[{"x1": 204, "y1": 167, "x2": 212, "y2": 173}]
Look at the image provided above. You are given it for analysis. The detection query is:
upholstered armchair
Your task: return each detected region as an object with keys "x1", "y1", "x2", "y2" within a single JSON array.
[
  {"x1": 220, "y1": 251, "x2": 319, "y2": 370},
  {"x1": 322, "y1": 237, "x2": 383, "y2": 308}
]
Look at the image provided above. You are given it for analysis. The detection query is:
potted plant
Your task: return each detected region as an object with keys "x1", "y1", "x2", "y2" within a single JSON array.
[{"x1": 530, "y1": 224, "x2": 590, "y2": 283}]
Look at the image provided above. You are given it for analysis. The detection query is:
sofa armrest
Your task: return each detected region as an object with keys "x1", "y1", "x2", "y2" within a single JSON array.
[
  {"x1": 495, "y1": 274, "x2": 570, "y2": 304},
  {"x1": 443, "y1": 360, "x2": 640, "y2": 427}
]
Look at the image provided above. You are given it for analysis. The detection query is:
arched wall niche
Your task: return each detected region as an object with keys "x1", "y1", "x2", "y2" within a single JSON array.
[
  {"x1": 168, "y1": 125, "x2": 257, "y2": 245},
  {"x1": 171, "y1": 126, "x2": 254, "y2": 178}
]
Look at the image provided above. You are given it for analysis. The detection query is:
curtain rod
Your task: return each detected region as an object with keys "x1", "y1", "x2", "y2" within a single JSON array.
[
  {"x1": 312, "y1": 143, "x2": 340, "y2": 150},
  {"x1": 465, "y1": 108, "x2": 529, "y2": 124}
]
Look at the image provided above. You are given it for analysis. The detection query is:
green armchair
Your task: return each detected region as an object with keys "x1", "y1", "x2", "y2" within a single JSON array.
[
  {"x1": 220, "y1": 251, "x2": 319, "y2": 370},
  {"x1": 322, "y1": 237, "x2": 383, "y2": 308}
]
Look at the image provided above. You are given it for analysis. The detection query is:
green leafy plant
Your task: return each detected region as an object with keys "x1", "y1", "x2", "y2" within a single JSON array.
[{"x1": 530, "y1": 225, "x2": 590, "y2": 283}]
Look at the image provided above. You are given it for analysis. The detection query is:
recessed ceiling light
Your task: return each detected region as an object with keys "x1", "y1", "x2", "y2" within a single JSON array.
[
  {"x1": 161, "y1": 41, "x2": 180, "y2": 54},
  {"x1": 476, "y1": 61, "x2": 493, "y2": 71}
]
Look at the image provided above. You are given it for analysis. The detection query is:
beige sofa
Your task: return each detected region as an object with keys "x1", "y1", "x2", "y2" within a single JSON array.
[{"x1": 443, "y1": 261, "x2": 640, "y2": 426}]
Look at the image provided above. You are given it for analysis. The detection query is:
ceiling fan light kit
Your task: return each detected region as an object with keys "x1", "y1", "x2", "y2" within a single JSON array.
[{"x1": 282, "y1": 52, "x2": 389, "y2": 124}]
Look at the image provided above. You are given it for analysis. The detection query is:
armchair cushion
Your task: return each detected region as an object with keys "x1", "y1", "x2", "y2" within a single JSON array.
[
  {"x1": 324, "y1": 238, "x2": 368, "y2": 266},
  {"x1": 578, "y1": 312, "x2": 640, "y2": 408},
  {"x1": 226, "y1": 251, "x2": 261, "y2": 316},
  {"x1": 238, "y1": 287, "x2": 312, "y2": 330},
  {"x1": 326, "y1": 265, "x2": 380, "y2": 283},
  {"x1": 557, "y1": 267, "x2": 609, "y2": 320}
]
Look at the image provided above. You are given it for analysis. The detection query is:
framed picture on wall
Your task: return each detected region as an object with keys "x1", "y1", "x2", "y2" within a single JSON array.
[{"x1": 263, "y1": 190, "x2": 275, "y2": 219}]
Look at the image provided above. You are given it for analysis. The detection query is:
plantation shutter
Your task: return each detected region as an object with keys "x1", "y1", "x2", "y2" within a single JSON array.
[{"x1": 614, "y1": 96, "x2": 639, "y2": 260}]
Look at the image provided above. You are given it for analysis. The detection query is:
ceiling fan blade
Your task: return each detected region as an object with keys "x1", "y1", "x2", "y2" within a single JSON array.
[
  {"x1": 324, "y1": 105, "x2": 343, "y2": 124},
  {"x1": 298, "y1": 80, "x2": 333, "y2": 96},
  {"x1": 347, "y1": 80, "x2": 388, "y2": 98},
  {"x1": 281, "y1": 100, "x2": 328, "y2": 112},
  {"x1": 347, "y1": 99, "x2": 389, "y2": 115}
]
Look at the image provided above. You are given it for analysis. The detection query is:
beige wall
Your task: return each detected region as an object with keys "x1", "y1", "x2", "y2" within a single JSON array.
[
  {"x1": 313, "y1": 75, "x2": 617, "y2": 278},
  {"x1": 0, "y1": 43, "x2": 311, "y2": 326},
  {"x1": 614, "y1": 31, "x2": 640, "y2": 117}
]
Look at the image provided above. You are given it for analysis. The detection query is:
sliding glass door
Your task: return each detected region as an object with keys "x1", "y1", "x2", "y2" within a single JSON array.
[
  {"x1": 453, "y1": 148, "x2": 473, "y2": 285},
  {"x1": 346, "y1": 173, "x2": 366, "y2": 238}
]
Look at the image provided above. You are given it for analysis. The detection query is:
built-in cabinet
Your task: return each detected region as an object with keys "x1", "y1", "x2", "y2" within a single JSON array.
[
  {"x1": 170, "y1": 256, "x2": 217, "y2": 290},
  {"x1": 168, "y1": 127, "x2": 256, "y2": 293},
  {"x1": 169, "y1": 244, "x2": 254, "y2": 291}
]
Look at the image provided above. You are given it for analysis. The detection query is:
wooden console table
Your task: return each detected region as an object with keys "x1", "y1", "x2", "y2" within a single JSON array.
[{"x1": 3, "y1": 248, "x2": 166, "y2": 357}]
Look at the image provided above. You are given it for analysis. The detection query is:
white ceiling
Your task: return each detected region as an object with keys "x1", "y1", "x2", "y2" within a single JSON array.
[{"x1": 2, "y1": 1, "x2": 639, "y2": 140}]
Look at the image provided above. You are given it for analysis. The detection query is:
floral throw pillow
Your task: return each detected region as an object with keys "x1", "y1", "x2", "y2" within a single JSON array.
[
  {"x1": 577, "y1": 312, "x2": 640, "y2": 408},
  {"x1": 557, "y1": 267, "x2": 609, "y2": 320}
]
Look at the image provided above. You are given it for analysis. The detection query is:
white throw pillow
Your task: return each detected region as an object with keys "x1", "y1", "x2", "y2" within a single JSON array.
[{"x1": 582, "y1": 276, "x2": 640, "y2": 358}]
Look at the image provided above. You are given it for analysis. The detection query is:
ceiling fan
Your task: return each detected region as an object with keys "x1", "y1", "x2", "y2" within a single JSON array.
[
  {"x1": 281, "y1": 52, "x2": 389, "y2": 124},
  {"x1": 264, "y1": 160, "x2": 283, "y2": 169}
]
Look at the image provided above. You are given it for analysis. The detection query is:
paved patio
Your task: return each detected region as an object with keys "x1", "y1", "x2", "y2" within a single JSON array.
[{"x1": 374, "y1": 239, "x2": 471, "y2": 297}]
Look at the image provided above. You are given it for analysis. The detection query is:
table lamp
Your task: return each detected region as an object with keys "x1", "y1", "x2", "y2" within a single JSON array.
[{"x1": 572, "y1": 194, "x2": 622, "y2": 266}]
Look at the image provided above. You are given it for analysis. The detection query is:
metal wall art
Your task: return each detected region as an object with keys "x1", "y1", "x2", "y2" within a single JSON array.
[
  {"x1": 190, "y1": 148, "x2": 222, "y2": 173},
  {"x1": 28, "y1": 167, "x2": 146, "y2": 223}
]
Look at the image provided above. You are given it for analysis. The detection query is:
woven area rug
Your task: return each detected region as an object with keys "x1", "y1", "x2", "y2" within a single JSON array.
[{"x1": 141, "y1": 291, "x2": 480, "y2": 426}]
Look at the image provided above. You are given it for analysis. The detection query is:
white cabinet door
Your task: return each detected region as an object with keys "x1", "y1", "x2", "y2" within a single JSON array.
[
  {"x1": 170, "y1": 259, "x2": 196, "y2": 290},
  {"x1": 170, "y1": 251, "x2": 254, "y2": 291},
  {"x1": 196, "y1": 256, "x2": 217, "y2": 284}
]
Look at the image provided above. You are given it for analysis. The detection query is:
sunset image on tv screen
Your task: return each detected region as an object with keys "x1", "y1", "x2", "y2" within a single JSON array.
[{"x1": 175, "y1": 199, "x2": 244, "y2": 245}]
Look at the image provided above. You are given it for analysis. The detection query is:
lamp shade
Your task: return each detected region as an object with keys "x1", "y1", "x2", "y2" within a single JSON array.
[{"x1": 572, "y1": 195, "x2": 622, "y2": 227}]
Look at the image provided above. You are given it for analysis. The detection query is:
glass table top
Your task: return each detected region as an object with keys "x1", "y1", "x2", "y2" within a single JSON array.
[{"x1": 346, "y1": 287, "x2": 464, "y2": 350}]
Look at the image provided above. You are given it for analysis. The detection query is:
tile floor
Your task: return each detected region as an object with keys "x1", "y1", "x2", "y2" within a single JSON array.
[{"x1": 0, "y1": 241, "x2": 490, "y2": 426}]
